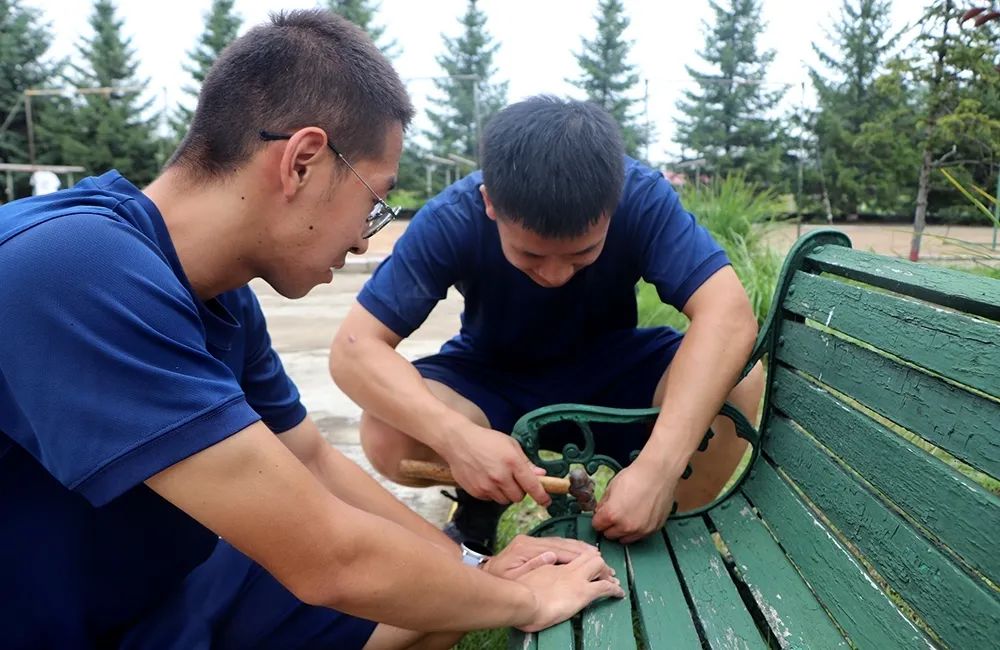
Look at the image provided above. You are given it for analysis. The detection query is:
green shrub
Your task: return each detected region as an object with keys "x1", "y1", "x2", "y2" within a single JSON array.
[
  {"x1": 386, "y1": 188, "x2": 427, "y2": 211},
  {"x1": 638, "y1": 175, "x2": 784, "y2": 329}
]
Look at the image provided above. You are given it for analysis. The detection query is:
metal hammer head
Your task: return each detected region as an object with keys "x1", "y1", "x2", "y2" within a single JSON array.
[{"x1": 568, "y1": 468, "x2": 597, "y2": 512}]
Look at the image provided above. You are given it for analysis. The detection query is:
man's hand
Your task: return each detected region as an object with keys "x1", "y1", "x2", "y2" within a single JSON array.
[
  {"x1": 592, "y1": 458, "x2": 678, "y2": 544},
  {"x1": 514, "y1": 552, "x2": 625, "y2": 632},
  {"x1": 442, "y1": 425, "x2": 551, "y2": 507},
  {"x1": 484, "y1": 534, "x2": 614, "y2": 581}
]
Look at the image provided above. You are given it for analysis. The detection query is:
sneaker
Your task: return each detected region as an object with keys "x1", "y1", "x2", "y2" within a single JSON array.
[{"x1": 441, "y1": 488, "x2": 506, "y2": 553}]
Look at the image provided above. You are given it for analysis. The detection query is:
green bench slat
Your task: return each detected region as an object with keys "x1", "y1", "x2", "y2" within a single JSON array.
[
  {"x1": 777, "y1": 320, "x2": 1000, "y2": 479},
  {"x1": 666, "y1": 517, "x2": 766, "y2": 650},
  {"x1": 708, "y1": 493, "x2": 849, "y2": 649},
  {"x1": 742, "y1": 461, "x2": 931, "y2": 649},
  {"x1": 782, "y1": 271, "x2": 1000, "y2": 397},
  {"x1": 537, "y1": 622, "x2": 574, "y2": 650},
  {"x1": 765, "y1": 415, "x2": 1000, "y2": 648},
  {"x1": 626, "y1": 531, "x2": 702, "y2": 649},
  {"x1": 577, "y1": 517, "x2": 636, "y2": 650},
  {"x1": 509, "y1": 623, "x2": 574, "y2": 650},
  {"x1": 806, "y1": 245, "x2": 1000, "y2": 322},
  {"x1": 771, "y1": 366, "x2": 1000, "y2": 586},
  {"x1": 509, "y1": 630, "x2": 537, "y2": 650}
]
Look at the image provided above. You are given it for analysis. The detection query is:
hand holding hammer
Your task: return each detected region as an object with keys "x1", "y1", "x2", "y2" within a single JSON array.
[{"x1": 399, "y1": 459, "x2": 598, "y2": 512}]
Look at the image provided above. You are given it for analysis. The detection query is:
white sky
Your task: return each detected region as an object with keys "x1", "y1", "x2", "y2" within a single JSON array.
[{"x1": 26, "y1": 0, "x2": 923, "y2": 162}]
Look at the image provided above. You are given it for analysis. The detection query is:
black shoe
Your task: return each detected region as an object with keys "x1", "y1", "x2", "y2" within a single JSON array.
[{"x1": 441, "y1": 489, "x2": 506, "y2": 553}]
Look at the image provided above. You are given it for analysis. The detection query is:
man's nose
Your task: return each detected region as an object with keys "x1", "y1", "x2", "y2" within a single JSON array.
[
  {"x1": 351, "y1": 236, "x2": 370, "y2": 256},
  {"x1": 537, "y1": 262, "x2": 574, "y2": 287}
]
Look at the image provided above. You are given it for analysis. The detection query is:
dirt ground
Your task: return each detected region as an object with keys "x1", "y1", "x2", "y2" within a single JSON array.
[
  {"x1": 367, "y1": 219, "x2": 1000, "y2": 260},
  {"x1": 763, "y1": 222, "x2": 999, "y2": 259},
  {"x1": 259, "y1": 220, "x2": 998, "y2": 525}
]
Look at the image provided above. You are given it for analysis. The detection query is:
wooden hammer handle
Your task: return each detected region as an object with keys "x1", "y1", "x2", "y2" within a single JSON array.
[{"x1": 398, "y1": 459, "x2": 571, "y2": 495}]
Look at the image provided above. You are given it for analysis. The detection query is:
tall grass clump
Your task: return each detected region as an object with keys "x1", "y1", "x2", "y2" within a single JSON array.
[{"x1": 638, "y1": 175, "x2": 784, "y2": 330}]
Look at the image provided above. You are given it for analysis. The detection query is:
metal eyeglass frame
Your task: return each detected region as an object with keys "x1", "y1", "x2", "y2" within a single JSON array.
[{"x1": 259, "y1": 130, "x2": 399, "y2": 239}]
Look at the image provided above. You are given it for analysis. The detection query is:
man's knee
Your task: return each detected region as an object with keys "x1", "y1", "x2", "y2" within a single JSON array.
[
  {"x1": 360, "y1": 414, "x2": 417, "y2": 483},
  {"x1": 359, "y1": 413, "x2": 449, "y2": 487},
  {"x1": 730, "y1": 360, "x2": 765, "y2": 425}
]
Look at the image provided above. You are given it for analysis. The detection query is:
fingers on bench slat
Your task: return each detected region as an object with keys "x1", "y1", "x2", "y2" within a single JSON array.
[
  {"x1": 742, "y1": 461, "x2": 932, "y2": 649},
  {"x1": 776, "y1": 320, "x2": 1000, "y2": 480},
  {"x1": 770, "y1": 366, "x2": 1000, "y2": 588},
  {"x1": 665, "y1": 517, "x2": 767, "y2": 650},
  {"x1": 577, "y1": 517, "x2": 636, "y2": 650},
  {"x1": 764, "y1": 415, "x2": 1000, "y2": 649},
  {"x1": 709, "y1": 493, "x2": 849, "y2": 649},
  {"x1": 782, "y1": 270, "x2": 1000, "y2": 398},
  {"x1": 626, "y1": 532, "x2": 701, "y2": 649}
]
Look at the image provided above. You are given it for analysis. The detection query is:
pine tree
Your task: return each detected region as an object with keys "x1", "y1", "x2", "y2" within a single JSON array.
[
  {"x1": 38, "y1": 0, "x2": 160, "y2": 184},
  {"x1": 674, "y1": 0, "x2": 787, "y2": 187},
  {"x1": 425, "y1": 0, "x2": 507, "y2": 164},
  {"x1": 904, "y1": 0, "x2": 1000, "y2": 260},
  {"x1": 172, "y1": 0, "x2": 241, "y2": 138},
  {"x1": 325, "y1": 0, "x2": 398, "y2": 58},
  {"x1": 808, "y1": 0, "x2": 903, "y2": 216},
  {"x1": 570, "y1": 0, "x2": 649, "y2": 159}
]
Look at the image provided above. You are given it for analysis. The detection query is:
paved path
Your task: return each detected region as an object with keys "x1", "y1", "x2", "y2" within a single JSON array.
[{"x1": 253, "y1": 274, "x2": 463, "y2": 526}]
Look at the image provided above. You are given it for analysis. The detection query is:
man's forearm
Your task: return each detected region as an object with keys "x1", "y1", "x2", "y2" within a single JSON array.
[
  {"x1": 330, "y1": 326, "x2": 468, "y2": 455},
  {"x1": 314, "y1": 498, "x2": 539, "y2": 630},
  {"x1": 278, "y1": 419, "x2": 457, "y2": 553},
  {"x1": 148, "y1": 422, "x2": 539, "y2": 632},
  {"x1": 641, "y1": 310, "x2": 757, "y2": 477},
  {"x1": 313, "y1": 441, "x2": 459, "y2": 553}
]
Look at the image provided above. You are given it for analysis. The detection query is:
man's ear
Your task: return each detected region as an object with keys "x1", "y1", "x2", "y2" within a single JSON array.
[
  {"x1": 479, "y1": 184, "x2": 498, "y2": 222},
  {"x1": 278, "y1": 127, "x2": 328, "y2": 200}
]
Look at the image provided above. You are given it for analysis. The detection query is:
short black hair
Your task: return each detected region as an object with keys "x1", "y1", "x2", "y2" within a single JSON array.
[
  {"x1": 169, "y1": 9, "x2": 413, "y2": 178},
  {"x1": 480, "y1": 96, "x2": 625, "y2": 238}
]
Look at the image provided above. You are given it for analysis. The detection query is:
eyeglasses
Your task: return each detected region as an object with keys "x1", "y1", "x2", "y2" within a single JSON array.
[{"x1": 259, "y1": 130, "x2": 399, "y2": 239}]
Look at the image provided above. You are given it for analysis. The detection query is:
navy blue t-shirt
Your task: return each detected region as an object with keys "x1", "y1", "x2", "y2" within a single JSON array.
[
  {"x1": 359, "y1": 157, "x2": 729, "y2": 367},
  {"x1": 0, "y1": 171, "x2": 307, "y2": 648}
]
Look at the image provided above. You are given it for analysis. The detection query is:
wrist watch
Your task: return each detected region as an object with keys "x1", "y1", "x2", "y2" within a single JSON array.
[{"x1": 460, "y1": 542, "x2": 490, "y2": 568}]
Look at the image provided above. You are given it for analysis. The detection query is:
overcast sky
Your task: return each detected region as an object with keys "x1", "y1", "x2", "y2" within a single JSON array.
[{"x1": 25, "y1": 0, "x2": 923, "y2": 162}]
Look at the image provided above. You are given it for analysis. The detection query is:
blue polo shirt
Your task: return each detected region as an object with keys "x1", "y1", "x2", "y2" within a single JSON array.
[
  {"x1": 0, "y1": 171, "x2": 307, "y2": 648},
  {"x1": 359, "y1": 157, "x2": 729, "y2": 366}
]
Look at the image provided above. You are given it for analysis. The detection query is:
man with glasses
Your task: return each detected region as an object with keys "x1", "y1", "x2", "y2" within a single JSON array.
[
  {"x1": 0, "y1": 12, "x2": 620, "y2": 650},
  {"x1": 332, "y1": 96, "x2": 765, "y2": 553}
]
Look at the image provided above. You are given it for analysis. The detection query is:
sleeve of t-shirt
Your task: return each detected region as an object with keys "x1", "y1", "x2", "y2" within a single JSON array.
[
  {"x1": 633, "y1": 175, "x2": 731, "y2": 310},
  {"x1": 238, "y1": 289, "x2": 308, "y2": 433},
  {"x1": 0, "y1": 213, "x2": 262, "y2": 507},
  {"x1": 356, "y1": 204, "x2": 465, "y2": 338}
]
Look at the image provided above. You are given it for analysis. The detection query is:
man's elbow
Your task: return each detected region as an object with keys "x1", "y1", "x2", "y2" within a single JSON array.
[
  {"x1": 283, "y1": 534, "x2": 366, "y2": 609},
  {"x1": 329, "y1": 328, "x2": 364, "y2": 387}
]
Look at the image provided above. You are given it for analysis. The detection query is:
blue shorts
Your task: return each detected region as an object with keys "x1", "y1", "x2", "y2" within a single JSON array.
[
  {"x1": 121, "y1": 539, "x2": 377, "y2": 650},
  {"x1": 414, "y1": 327, "x2": 684, "y2": 466}
]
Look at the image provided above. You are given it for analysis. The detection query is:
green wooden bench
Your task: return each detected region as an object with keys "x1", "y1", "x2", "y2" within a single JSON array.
[{"x1": 509, "y1": 230, "x2": 1000, "y2": 649}]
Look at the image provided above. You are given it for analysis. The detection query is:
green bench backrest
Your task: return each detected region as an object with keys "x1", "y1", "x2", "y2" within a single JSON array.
[{"x1": 748, "y1": 231, "x2": 1000, "y2": 648}]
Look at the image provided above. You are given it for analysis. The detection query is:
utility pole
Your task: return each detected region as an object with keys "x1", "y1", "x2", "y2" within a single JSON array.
[{"x1": 643, "y1": 78, "x2": 650, "y2": 163}]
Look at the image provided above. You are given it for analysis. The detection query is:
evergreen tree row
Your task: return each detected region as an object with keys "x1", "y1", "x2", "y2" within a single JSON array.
[{"x1": 2, "y1": 0, "x2": 999, "y2": 257}]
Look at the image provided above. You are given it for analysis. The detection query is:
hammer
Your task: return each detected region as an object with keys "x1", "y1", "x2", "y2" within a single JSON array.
[{"x1": 398, "y1": 459, "x2": 597, "y2": 512}]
